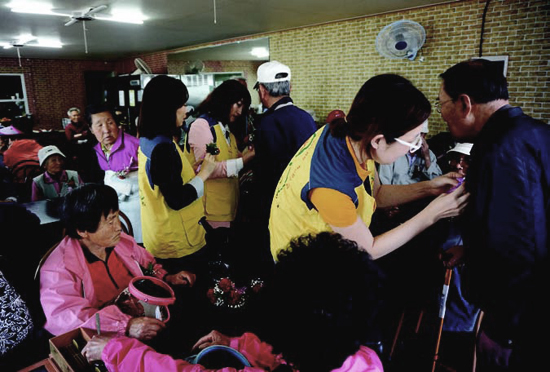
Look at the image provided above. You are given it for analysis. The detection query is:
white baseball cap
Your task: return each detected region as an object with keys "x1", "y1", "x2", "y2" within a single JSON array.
[
  {"x1": 254, "y1": 61, "x2": 291, "y2": 89},
  {"x1": 38, "y1": 145, "x2": 65, "y2": 166},
  {"x1": 447, "y1": 142, "x2": 473, "y2": 156}
]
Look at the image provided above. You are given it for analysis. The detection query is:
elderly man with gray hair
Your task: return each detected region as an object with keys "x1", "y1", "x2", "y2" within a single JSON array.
[
  {"x1": 65, "y1": 106, "x2": 91, "y2": 144},
  {"x1": 250, "y1": 61, "x2": 317, "y2": 271}
]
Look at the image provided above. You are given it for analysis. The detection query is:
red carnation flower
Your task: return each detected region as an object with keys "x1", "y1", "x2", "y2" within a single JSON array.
[
  {"x1": 206, "y1": 288, "x2": 216, "y2": 303},
  {"x1": 228, "y1": 290, "x2": 242, "y2": 305},
  {"x1": 219, "y1": 278, "x2": 233, "y2": 293}
]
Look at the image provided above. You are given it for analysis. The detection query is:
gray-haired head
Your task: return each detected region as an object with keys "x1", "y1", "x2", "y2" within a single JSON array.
[{"x1": 67, "y1": 107, "x2": 80, "y2": 117}]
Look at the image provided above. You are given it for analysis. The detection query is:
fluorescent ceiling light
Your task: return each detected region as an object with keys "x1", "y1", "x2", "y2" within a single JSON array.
[
  {"x1": 8, "y1": 2, "x2": 146, "y2": 24},
  {"x1": 8, "y1": 1, "x2": 67, "y2": 16},
  {"x1": 1, "y1": 35, "x2": 62, "y2": 49},
  {"x1": 11, "y1": 8, "x2": 68, "y2": 16},
  {"x1": 95, "y1": 16, "x2": 144, "y2": 24},
  {"x1": 33, "y1": 42, "x2": 63, "y2": 48},
  {"x1": 250, "y1": 47, "x2": 269, "y2": 58}
]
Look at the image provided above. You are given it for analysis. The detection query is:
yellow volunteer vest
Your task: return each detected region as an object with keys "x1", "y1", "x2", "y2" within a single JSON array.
[
  {"x1": 184, "y1": 121, "x2": 240, "y2": 222},
  {"x1": 204, "y1": 124, "x2": 239, "y2": 222},
  {"x1": 138, "y1": 140, "x2": 206, "y2": 259},
  {"x1": 269, "y1": 126, "x2": 376, "y2": 259}
]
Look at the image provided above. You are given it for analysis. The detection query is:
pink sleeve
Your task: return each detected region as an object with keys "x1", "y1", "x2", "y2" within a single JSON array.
[
  {"x1": 229, "y1": 332, "x2": 285, "y2": 370},
  {"x1": 103, "y1": 337, "x2": 268, "y2": 372},
  {"x1": 40, "y1": 254, "x2": 132, "y2": 336},
  {"x1": 31, "y1": 180, "x2": 42, "y2": 201},
  {"x1": 332, "y1": 346, "x2": 384, "y2": 372},
  {"x1": 126, "y1": 234, "x2": 167, "y2": 279},
  {"x1": 188, "y1": 118, "x2": 228, "y2": 178}
]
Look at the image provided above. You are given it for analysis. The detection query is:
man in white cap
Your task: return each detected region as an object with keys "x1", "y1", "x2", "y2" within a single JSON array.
[
  {"x1": 251, "y1": 61, "x2": 317, "y2": 269},
  {"x1": 445, "y1": 142, "x2": 473, "y2": 177},
  {"x1": 378, "y1": 120, "x2": 442, "y2": 185}
]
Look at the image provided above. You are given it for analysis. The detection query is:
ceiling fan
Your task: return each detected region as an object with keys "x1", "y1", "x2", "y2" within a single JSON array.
[
  {"x1": 64, "y1": 5, "x2": 108, "y2": 27},
  {"x1": 8, "y1": 3, "x2": 145, "y2": 53},
  {"x1": 0, "y1": 35, "x2": 62, "y2": 66}
]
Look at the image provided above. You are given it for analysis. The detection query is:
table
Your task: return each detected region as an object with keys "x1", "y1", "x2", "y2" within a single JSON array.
[{"x1": 22, "y1": 199, "x2": 60, "y2": 225}]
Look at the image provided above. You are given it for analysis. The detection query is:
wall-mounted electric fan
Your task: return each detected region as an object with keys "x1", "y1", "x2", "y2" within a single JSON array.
[{"x1": 375, "y1": 20, "x2": 426, "y2": 61}]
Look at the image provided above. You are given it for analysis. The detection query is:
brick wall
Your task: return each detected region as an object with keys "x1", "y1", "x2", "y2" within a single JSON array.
[
  {"x1": 0, "y1": 58, "x2": 115, "y2": 129},
  {"x1": 266, "y1": 0, "x2": 550, "y2": 133},
  {"x1": 1, "y1": 0, "x2": 548, "y2": 132}
]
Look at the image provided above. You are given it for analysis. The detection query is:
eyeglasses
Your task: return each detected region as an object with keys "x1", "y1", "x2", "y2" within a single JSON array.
[
  {"x1": 434, "y1": 98, "x2": 453, "y2": 113},
  {"x1": 394, "y1": 135, "x2": 423, "y2": 153}
]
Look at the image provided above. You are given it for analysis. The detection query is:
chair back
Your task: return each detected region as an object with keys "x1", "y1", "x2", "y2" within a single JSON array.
[
  {"x1": 10, "y1": 159, "x2": 42, "y2": 202},
  {"x1": 34, "y1": 239, "x2": 62, "y2": 281},
  {"x1": 119, "y1": 210, "x2": 134, "y2": 237}
]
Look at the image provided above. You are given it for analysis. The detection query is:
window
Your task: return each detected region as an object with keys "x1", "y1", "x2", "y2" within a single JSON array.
[
  {"x1": 0, "y1": 73, "x2": 30, "y2": 115},
  {"x1": 472, "y1": 56, "x2": 509, "y2": 77}
]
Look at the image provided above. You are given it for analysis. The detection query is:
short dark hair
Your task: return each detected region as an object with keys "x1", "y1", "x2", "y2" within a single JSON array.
[
  {"x1": 138, "y1": 75, "x2": 189, "y2": 139},
  {"x1": 330, "y1": 74, "x2": 431, "y2": 154},
  {"x1": 439, "y1": 59, "x2": 509, "y2": 103},
  {"x1": 197, "y1": 79, "x2": 251, "y2": 123},
  {"x1": 85, "y1": 103, "x2": 116, "y2": 127},
  {"x1": 259, "y1": 232, "x2": 384, "y2": 371},
  {"x1": 61, "y1": 184, "x2": 119, "y2": 238}
]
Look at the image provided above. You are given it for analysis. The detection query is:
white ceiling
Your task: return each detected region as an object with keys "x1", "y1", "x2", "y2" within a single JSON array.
[{"x1": 0, "y1": 0, "x2": 458, "y2": 61}]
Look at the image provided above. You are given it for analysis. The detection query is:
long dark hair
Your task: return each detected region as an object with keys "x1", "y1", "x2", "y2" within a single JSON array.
[
  {"x1": 196, "y1": 79, "x2": 251, "y2": 124},
  {"x1": 138, "y1": 75, "x2": 189, "y2": 139},
  {"x1": 330, "y1": 74, "x2": 431, "y2": 156}
]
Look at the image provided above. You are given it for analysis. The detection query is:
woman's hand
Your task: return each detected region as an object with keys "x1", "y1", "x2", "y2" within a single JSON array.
[
  {"x1": 82, "y1": 335, "x2": 111, "y2": 362},
  {"x1": 165, "y1": 270, "x2": 196, "y2": 287},
  {"x1": 423, "y1": 183, "x2": 469, "y2": 222},
  {"x1": 197, "y1": 153, "x2": 217, "y2": 181},
  {"x1": 428, "y1": 172, "x2": 464, "y2": 195},
  {"x1": 192, "y1": 330, "x2": 231, "y2": 351},
  {"x1": 241, "y1": 145, "x2": 255, "y2": 165},
  {"x1": 127, "y1": 316, "x2": 166, "y2": 340}
]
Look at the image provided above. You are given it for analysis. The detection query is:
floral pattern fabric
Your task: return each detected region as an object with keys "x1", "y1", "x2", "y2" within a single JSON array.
[{"x1": 0, "y1": 270, "x2": 33, "y2": 355}]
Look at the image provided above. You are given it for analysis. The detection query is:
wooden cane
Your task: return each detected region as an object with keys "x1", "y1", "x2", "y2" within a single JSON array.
[{"x1": 432, "y1": 267, "x2": 453, "y2": 372}]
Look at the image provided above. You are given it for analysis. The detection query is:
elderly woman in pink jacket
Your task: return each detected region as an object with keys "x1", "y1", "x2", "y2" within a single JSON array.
[
  {"x1": 39, "y1": 184, "x2": 194, "y2": 341},
  {"x1": 81, "y1": 233, "x2": 385, "y2": 372}
]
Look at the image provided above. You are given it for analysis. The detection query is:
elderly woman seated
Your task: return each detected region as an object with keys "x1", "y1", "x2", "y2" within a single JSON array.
[
  {"x1": 39, "y1": 184, "x2": 195, "y2": 341},
  {"x1": 31, "y1": 145, "x2": 83, "y2": 201},
  {"x1": 85, "y1": 103, "x2": 142, "y2": 243}
]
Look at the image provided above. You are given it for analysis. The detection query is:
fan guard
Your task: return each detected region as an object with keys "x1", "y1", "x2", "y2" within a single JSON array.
[{"x1": 375, "y1": 20, "x2": 426, "y2": 61}]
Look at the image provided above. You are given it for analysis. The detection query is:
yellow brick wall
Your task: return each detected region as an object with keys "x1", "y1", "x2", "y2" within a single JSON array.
[{"x1": 265, "y1": 0, "x2": 550, "y2": 134}]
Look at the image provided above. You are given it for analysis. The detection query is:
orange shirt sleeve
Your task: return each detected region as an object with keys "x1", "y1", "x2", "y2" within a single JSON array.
[{"x1": 309, "y1": 188, "x2": 358, "y2": 227}]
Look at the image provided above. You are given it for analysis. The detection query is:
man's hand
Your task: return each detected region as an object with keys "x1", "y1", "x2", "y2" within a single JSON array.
[
  {"x1": 165, "y1": 270, "x2": 196, "y2": 287},
  {"x1": 440, "y1": 245, "x2": 465, "y2": 268},
  {"x1": 127, "y1": 316, "x2": 166, "y2": 340},
  {"x1": 477, "y1": 330, "x2": 512, "y2": 368}
]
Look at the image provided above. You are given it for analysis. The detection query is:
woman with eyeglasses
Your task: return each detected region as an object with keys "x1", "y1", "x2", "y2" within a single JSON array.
[{"x1": 269, "y1": 74, "x2": 469, "y2": 260}]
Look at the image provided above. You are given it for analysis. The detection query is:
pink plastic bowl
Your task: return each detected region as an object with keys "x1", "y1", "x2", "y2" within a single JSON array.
[{"x1": 128, "y1": 276, "x2": 176, "y2": 322}]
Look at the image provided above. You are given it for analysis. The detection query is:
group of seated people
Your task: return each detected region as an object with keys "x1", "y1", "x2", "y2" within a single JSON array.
[{"x1": 1, "y1": 68, "x2": 486, "y2": 372}]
